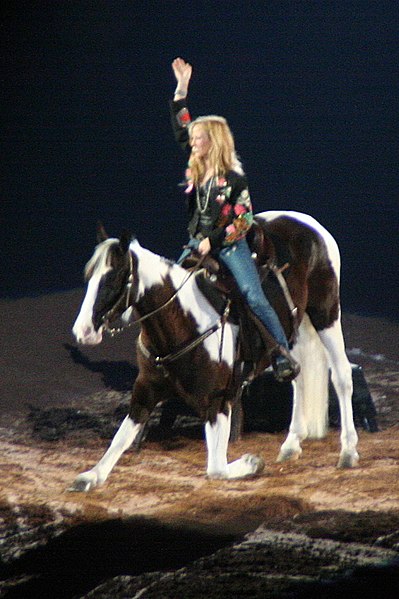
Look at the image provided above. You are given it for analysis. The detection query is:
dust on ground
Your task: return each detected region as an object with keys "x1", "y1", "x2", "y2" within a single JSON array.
[{"x1": 0, "y1": 292, "x2": 398, "y2": 597}]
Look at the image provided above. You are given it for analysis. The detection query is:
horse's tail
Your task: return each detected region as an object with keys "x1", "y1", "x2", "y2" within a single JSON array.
[{"x1": 291, "y1": 314, "x2": 329, "y2": 439}]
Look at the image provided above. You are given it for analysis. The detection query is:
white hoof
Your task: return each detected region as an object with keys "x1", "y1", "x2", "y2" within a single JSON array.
[
  {"x1": 67, "y1": 470, "x2": 100, "y2": 492},
  {"x1": 226, "y1": 453, "x2": 265, "y2": 479},
  {"x1": 337, "y1": 450, "x2": 359, "y2": 469},
  {"x1": 242, "y1": 453, "x2": 265, "y2": 477},
  {"x1": 276, "y1": 447, "x2": 302, "y2": 463}
]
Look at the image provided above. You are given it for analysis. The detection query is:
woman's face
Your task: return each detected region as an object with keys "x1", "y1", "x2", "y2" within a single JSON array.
[{"x1": 190, "y1": 124, "x2": 211, "y2": 159}]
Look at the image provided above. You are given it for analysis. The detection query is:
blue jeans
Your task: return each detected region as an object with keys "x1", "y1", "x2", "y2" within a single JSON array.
[
  {"x1": 177, "y1": 238, "x2": 200, "y2": 265},
  {"x1": 178, "y1": 237, "x2": 288, "y2": 349},
  {"x1": 219, "y1": 238, "x2": 289, "y2": 349}
]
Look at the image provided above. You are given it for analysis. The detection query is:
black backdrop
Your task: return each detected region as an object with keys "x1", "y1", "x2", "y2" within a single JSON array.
[{"x1": 2, "y1": 1, "x2": 397, "y2": 319}]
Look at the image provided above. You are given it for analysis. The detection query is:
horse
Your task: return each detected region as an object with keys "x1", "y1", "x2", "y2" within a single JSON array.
[{"x1": 70, "y1": 211, "x2": 359, "y2": 492}]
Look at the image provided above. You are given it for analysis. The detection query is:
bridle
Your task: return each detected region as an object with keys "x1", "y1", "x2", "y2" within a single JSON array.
[
  {"x1": 100, "y1": 250, "x2": 135, "y2": 333},
  {"x1": 100, "y1": 249, "x2": 205, "y2": 336},
  {"x1": 100, "y1": 249, "x2": 194, "y2": 334},
  {"x1": 99, "y1": 248, "x2": 231, "y2": 370}
]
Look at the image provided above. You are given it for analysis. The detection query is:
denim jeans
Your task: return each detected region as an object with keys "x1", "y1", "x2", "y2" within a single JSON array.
[
  {"x1": 219, "y1": 238, "x2": 289, "y2": 349},
  {"x1": 177, "y1": 237, "x2": 288, "y2": 349},
  {"x1": 177, "y1": 237, "x2": 200, "y2": 265}
]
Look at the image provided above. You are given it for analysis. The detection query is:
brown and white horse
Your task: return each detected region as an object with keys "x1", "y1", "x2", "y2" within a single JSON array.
[{"x1": 70, "y1": 211, "x2": 359, "y2": 492}]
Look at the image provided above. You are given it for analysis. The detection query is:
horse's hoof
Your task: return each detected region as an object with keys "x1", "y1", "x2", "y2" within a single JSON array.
[
  {"x1": 337, "y1": 451, "x2": 359, "y2": 469},
  {"x1": 67, "y1": 479, "x2": 91, "y2": 493},
  {"x1": 242, "y1": 453, "x2": 265, "y2": 477},
  {"x1": 276, "y1": 448, "x2": 302, "y2": 463},
  {"x1": 221, "y1": 453, "x2": 265, "y2": 479},
  {"x1": 67, "y1": 471, "x2": 98, "y2": 492}
]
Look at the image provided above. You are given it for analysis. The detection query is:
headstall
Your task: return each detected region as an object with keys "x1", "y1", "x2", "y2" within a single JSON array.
[{"x1": 102, "y1": 251, "x2": 208, "y2": 336}]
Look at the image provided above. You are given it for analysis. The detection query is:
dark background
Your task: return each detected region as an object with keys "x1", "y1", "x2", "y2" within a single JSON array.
[{"x1": 1, "y1": 1, "x2": 397, "y2": 319}]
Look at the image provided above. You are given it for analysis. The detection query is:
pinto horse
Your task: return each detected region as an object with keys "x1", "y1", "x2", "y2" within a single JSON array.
[{"x1": 70, "y1": 211, "x2": 359, "y2": 492}]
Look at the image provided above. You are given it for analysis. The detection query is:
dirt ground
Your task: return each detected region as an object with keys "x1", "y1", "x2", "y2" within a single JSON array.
[{"x1": 0, "y1": 290, "x2": 398, "y2": 597}]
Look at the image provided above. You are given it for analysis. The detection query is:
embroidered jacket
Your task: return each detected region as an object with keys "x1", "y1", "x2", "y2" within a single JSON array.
[{"x1": 170, "y1": 99, "x2": 253, "y2": 251}]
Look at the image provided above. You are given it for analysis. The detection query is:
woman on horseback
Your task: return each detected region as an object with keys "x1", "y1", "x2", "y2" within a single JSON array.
[{"x1": 170, "y1": 57, "x2": 299, "y2": 382}]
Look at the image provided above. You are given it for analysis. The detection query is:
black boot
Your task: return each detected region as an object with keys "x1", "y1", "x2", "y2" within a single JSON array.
[{"x1": 271, "y1": 345, "x2": 300, "y2": 383}]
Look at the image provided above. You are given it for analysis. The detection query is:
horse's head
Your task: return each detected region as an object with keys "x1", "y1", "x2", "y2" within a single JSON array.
[{"x1": 73, "y1": 225, "x2": 134, "y2": 345}]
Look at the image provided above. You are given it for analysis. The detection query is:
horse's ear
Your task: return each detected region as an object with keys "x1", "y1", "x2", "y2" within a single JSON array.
[
  {"x1": 119, "y1": 230, "x2": 135, "y2": 254},
  {"x1": 96, "y1": 221, "x2": 109, "y2": 243}
]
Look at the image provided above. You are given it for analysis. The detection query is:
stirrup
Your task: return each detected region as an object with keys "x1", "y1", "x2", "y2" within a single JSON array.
[{"x1": 271, "y1": 345, "x2": 300, "y2": 383}]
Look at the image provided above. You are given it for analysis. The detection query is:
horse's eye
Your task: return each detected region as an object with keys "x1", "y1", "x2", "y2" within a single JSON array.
[{"x1": 101, "y1": 271, "x2": 119, "y2": 290}]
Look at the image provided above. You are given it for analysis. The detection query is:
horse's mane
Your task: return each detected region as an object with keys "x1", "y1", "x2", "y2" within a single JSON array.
[{"x1": 84, "y1": 238, "x2": 118, "y2": 281}]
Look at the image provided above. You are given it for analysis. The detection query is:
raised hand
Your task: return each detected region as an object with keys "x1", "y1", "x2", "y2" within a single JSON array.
[{"x1": 172, "y1": 57, "x2": 192, "y2": 98}]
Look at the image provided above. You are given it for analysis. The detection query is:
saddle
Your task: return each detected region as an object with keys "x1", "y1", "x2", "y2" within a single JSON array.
[{"x1": 182, "y1": 219, "x2": 298, "y2": 372}]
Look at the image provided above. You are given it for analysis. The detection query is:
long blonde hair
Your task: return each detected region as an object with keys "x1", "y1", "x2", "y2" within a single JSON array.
[{"x1": 188, "y1": 115, "x2": 243, "y2": 184}]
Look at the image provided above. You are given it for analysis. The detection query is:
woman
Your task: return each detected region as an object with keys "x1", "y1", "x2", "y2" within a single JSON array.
[{"x1": 170, "y1": 57, "x2": 299, "y2": 382}]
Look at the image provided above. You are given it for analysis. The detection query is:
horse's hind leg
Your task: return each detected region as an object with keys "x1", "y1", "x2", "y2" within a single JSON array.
[
  {"x1": 277, "y1": 379, "x2": 304, "y2": 462},
  {"x1": 278, "y1": 314, "x2": 329, "y2": 463},
  {"x1": 205, "y1": 406, "x2": 265, "y2": 479},
  {"x1": 318, "y1": 319, "x2": 359, "y2": 468}
]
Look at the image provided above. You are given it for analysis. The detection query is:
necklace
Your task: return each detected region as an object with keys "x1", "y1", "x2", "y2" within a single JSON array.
[{"x1": 196, "y1": 176, "x2": 214, "y2": 214}]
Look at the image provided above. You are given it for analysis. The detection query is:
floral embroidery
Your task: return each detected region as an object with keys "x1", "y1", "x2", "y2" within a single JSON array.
[
  {"x1": 223, "y1": 186, "x2": 232, "y2": 199},
  {"x1": 214, "y1": 181, "x2": 232, "y2": 205},
  {"x1": 216, "y1": 186, "x2": 253, "y2": 245},
  {"x1": 176, "y1": 107, "x2": 191, "y2": 128},
  {"x1": 182, "y1": 167, "x2": 253, "y2": 246},
  {"x1": 221, "y1": 203, "x2": 232, "y2": 217},
  {"x1": 224, "y1": 213, "x2": 253, "y2": 244},
  {"x1": 234, "y1": 204, "x2": 247, "y2": 216},
  {"x1": 236, "y1": 188, "x2": 252, "y2": 210}
]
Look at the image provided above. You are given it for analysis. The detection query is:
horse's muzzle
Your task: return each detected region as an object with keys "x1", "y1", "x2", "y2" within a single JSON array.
[{"x1": 73, "y1": 321, "x2": 103, "y2": 345}]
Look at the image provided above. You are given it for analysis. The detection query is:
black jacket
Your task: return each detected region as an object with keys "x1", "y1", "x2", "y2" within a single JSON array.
[{"x1": 169, "y1": 98, "x2": 253, "y2": 250}]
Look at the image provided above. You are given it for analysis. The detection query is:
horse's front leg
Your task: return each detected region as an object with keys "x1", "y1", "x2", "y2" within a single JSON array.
[
  {"x1": 205, "y1": 406, "x2": 265, "y2": 480},
  {"x1": 69, "y1": 415, "x2": 143, "y2": 492},
  {"x1": 69, "y1": 377, "x2": 156, "y2": 492}
]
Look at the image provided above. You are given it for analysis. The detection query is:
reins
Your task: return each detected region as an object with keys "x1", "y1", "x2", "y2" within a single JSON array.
[
  {"x1": 102, "y1": 251, "x2": 208, "y2": 336},
  {"x1": 137, "y1": 299, "x2": 231, "y2": 372},
  {"x1": 101, "y1": 248, "x2": 231, "y2": 378}
]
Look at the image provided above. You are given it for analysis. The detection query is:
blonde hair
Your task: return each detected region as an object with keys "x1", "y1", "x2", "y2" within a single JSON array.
[{"x1": 188, "y1": 115, "x2": 243, "y2": 184}]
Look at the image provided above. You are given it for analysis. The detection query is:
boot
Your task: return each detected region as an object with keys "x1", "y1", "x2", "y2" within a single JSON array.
[{"x1": 271, "y1": 345, "x2": 300, "y2": 383}]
